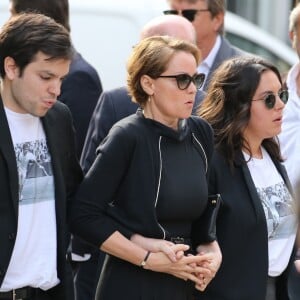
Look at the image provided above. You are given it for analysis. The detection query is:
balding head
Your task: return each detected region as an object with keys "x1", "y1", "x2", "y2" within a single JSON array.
[{"x1": 140, "y1": 14, "x2": 196, "y2": 44}]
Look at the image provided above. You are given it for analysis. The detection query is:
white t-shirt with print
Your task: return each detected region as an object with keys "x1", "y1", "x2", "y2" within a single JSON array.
[
  {"x1": 1, "y1": 108, "x2": 59, "y2": 291},
  {"x1": 244, "y1": 147, "x2": 297, "y2": 276}
]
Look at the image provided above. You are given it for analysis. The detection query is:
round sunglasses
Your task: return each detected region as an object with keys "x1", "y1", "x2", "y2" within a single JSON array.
[
  {"x1": 158, "y1": 73, "x2": 205, "y2": 90},
  {"x1": 163, "y1": 9, "x2": 210, "y2": 22},
  {"x1": 252, "y1": 90, "x2": 289, "y2": 109}
]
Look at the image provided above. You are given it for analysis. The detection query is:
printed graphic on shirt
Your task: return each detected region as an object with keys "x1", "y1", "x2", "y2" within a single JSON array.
[
  {"x1": 256, "y1": 182, "x2": 295, "y2": 239},
  {"x1": 15, "y1": 139, "x2": 54, "y2": 204}
]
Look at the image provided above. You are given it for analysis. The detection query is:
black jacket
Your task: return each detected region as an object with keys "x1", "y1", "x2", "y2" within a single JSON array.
[
  {"x1": 71, "y1": 111, "x2": 214, "y2": 248},
  {"x1": 199, "y1": 150, "x2": 293, "y2": 300},
  {"x1": 0, "y1": 98, "x2": 82, "y2": 299},
  {"x1": 59, "y1": 51, "x2": 102, "y2": 158}
]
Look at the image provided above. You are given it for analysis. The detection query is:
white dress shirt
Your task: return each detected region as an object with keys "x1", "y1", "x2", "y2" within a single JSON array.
[{"x1": 197, "y1": 35, "x2": 221, "y2": 90}]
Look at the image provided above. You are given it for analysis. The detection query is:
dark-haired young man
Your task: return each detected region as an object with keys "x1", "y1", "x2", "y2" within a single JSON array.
[
  {"x1": 0, "y1": 13, "x2": 82, "y2": 300},
  {"x1": 10, "y1": 0, "x2": 103, "y2": 158}
]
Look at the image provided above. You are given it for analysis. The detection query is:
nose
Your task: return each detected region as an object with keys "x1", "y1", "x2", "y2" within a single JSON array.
[
  {"x1": 187, "y1": 80, "x2": 197, "y2": 93},
  {"x1": 275, "y1": 94, "x2": 285, "y2": 110},
  {"x1": 48, "y1": 81, "x2": 61, "y2": 97}
]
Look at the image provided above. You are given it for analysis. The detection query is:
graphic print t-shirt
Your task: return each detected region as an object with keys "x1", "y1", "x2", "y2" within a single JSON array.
[
  {"x1": 244, "y1": 147, "x2": 297, "y2": 276},
  {"x1": 1, "y1": 108, "x2": 59, "y2": 291}
]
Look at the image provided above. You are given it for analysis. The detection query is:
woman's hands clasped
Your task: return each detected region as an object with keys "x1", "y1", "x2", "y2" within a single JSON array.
[{"x1": 130, "y1": 234, "x2": 219, "y2": 290}]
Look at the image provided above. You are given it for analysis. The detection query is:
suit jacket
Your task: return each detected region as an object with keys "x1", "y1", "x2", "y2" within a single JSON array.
[
  {"x1": 59, "y1": 51, "x2": 102, "y2": 159},
  {"x1": 0, "y1": 98, "x2": 82, "y2": 299},
  {"x1": 198, "y1": 150, "x2": 293, "y2": 300},
  {"x1": 203, "y1": 37, "x2": 245, "y2": 91}
]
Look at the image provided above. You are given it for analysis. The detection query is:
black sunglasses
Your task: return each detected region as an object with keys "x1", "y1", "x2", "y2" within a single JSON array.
[
  {"x1": 158, "y1": 73, "x2": 205, "y2": 90},
  {"x1": 252, "y1": 90, "x2": 289, "y2": 109},
  {"x1": 163, "y1": 9, "x2": 210, "y2": 22}
]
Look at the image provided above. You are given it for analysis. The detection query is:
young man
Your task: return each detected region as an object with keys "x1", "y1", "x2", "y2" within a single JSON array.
[
  {"x1": 9, "y1": 0, "x2": 103, "y2": 159},
  {"x1": 165, "y1": 0, "x2": 244, "y2": 90},
  {"x1": 0, "y1": 13, "x2": 82, "y2": 299}
]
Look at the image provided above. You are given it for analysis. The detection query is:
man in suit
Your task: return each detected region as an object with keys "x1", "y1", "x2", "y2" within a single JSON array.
[
  {"x1": 10, "y1": 0, "x2": 103, "y2": 158},
  {"x1": 0, "y1": 13, "x2": 82, "y2": 299},
  {"x1": 75, "y1": 14, "x2": 205, "y2": 300},
  {"x1": 164, "y1": 0, "x2": 244, "y2": 90}
]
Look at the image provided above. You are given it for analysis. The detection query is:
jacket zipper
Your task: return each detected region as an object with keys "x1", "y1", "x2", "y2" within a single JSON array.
[
  {"x1": 155, "y1": 136, "x2": 166, "y2": 239},
  {"x1": 192, "y1": 133, "x2": 208, "y2": 173}
]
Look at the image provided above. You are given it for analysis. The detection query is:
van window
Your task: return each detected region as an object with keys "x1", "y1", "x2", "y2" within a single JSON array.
[{"x1": 226, "y1": 32, "x2": 291, "y2": 74}]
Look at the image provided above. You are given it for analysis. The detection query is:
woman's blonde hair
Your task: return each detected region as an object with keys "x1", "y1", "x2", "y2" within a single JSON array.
[{"x1": 127, "y1": 35, "x2": 200, "y2": 106}]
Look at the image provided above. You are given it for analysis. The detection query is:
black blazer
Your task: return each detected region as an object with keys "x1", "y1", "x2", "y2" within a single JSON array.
[
  {"x1": 198, "y1": 150, "x2": 293, "y2": 300},
  {"x1": 59, "y1": 51, "x2": 102, "y2": 159},
  {"x1": 0, "y1": 98, "x2": 82, "y2": 299}
]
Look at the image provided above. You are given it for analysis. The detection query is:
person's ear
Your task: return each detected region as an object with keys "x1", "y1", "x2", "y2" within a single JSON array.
[
  {"x1": 4, "y1": 56, "x2": 19, "y2": 80},
  {"x1": 289, "y1": 30, "x2": 296, "y2": 49},
  {"x1": 140, "y1": 75, "x2": 155, "y2": 96},
  {"x1": 212, "y1": 12, "x2": 224, "y2": 33}
]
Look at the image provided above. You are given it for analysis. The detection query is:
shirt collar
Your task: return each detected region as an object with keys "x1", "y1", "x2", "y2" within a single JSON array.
[{"x1": 201, "y1": 35, "x2": 222, "y2": 69}]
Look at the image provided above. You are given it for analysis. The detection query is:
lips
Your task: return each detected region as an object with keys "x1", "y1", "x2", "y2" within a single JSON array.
[
  {"x1": 273, "y1": 115, "x2": 282, "y2": 123},
  {"x1": 43, "y1": 100, "x2": 56, "y2": 109}
]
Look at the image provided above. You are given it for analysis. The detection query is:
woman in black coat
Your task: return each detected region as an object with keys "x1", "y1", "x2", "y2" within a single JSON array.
[
  {"x1": 198, "y1": 56, "x2": 297, "y2": 300},
  {"x1": 70, "y1": 36, "x2": 222, "y2": 300}
]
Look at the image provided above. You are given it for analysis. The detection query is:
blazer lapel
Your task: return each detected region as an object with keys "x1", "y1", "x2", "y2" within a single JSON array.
[
  {"x1": 41, "y1": 111, "x2": 64, "y2": 221},
  {"x1": 241, "y1": 162, "x2": 265, "y2": 222},
  {"x1": 0, "y1": 98, "x2": 20, "y2": 216}
]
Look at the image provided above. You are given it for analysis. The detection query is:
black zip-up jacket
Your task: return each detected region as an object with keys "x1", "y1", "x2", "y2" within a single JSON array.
[{"x1": 70, "y1": 110, "x2": 214, "y2": 248}]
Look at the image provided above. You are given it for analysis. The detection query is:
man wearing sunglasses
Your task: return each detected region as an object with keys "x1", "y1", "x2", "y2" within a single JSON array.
[
  {"x1": 164, "y1": 0, "x2": 244, "y2": 90},
  {"x1": 74, "y1": 14, "x2": 206, "y2": 300}
]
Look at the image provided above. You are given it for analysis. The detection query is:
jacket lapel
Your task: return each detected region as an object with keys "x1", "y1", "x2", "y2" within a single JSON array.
[
  {"x1": 0, "y1": 98, "x2": 20, "y2": 216},
  {"x1": 241, "y1": 161, "x2": 265, "y2": 222},
  {"x1": 41, "y1": 111, "x2": 64, "y2": 221}
]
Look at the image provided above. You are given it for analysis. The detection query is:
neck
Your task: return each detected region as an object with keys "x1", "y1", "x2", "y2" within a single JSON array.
[
  {"x1": 197, "y1": 35, "x2": 218, "y2": 60},
  {"x1": 143, "y1": 108, "x2": 178, "y2": 130}
]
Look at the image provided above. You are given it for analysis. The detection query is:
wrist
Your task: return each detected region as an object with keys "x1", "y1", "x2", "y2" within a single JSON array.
[{"x1": 140, "y1": 251, "x2": 151, "y2": 268}]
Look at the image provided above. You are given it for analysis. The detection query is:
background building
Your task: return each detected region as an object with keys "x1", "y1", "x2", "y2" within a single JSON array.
[{"x1": 227, "y1": 0, "x2": 295, "y2": 45}]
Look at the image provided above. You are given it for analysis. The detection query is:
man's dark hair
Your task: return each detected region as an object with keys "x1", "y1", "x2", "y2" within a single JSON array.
[
  {"x1": 10, "y1": 0, "x2": 70, "y2": 32},
  {"x1": 0, "y1": 13, "x2": 73, "y2": 78}
]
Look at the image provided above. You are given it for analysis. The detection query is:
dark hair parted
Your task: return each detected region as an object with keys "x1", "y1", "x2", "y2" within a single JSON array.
[
  {"x1": 0, "y1": 13, "x2": 73, "y2": 78},
  {"x1": 10, "y1": 0, "x2": 70, "y2": 32},
  {"x1": 127, "y1": 36, "x2": 200, "y2": 106},
  {"x1": 198, "y1": 55, "x2": 284, "y2": 169}
]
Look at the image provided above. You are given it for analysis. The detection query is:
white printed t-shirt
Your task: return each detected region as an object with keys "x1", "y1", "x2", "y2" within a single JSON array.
[
  {"x1": 1, "y1": 108, "x2": 59, "y2": 291},
  {"x1": 244, "y1": 147, "x2": 297, "y2": 276}
]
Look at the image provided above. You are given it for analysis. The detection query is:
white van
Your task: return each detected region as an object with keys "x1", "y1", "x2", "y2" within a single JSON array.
[{"x1": 0, "y1": 0, "x2": 297, "y2": 90}]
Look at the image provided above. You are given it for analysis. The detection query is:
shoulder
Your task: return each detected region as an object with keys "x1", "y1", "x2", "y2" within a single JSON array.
[
  {"x1": 219, "y1": 37, "x2": 245, "y2": 57},
  {"x1": 66, "y1": 51, "x2": 102, "y2": 88},
  {"x1": 188, "y1": 116, "x2": 213, "y2": 139},
  {"x1": 100, "y1": 86, "x2": 131, "y2": 104},
  {"x1": 97, "y1": 113, "x2": 146, "y2": 156}
]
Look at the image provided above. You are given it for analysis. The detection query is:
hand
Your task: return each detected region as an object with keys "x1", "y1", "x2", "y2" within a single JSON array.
[
  {"x1": 144, "y1": 245, "x2": 213, "y2": 285},
  {"x1": 295, "y1": 259, "x2": 300, "y2": 272},
  {"x1": 131, "y1": 234, "x2": 187, "y2": 262},
  {"x1": 195, "y1": 241, "x2": 222, "y2": 291}
]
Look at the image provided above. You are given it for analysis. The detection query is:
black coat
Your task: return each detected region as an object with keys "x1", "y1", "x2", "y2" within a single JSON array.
[
  {"x1": 198, "y1": 150, "x2": 293, "y2": 300},
  {"x1": 0, "y1": 98, "x2": 82, "y2": 299},
  {"x1": 59, "y1": 51, "x2": 102, "y2": 159}
]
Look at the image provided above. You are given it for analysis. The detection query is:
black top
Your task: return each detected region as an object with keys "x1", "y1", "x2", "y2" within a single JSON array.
[{"x1": 70, "y1": 110, "x2": 214, "y2": 299}]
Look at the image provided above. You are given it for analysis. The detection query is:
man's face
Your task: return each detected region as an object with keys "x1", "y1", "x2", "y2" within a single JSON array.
[
  {"x1": 4, "y1": 52, "x2": 70, "y2": 117},
  {"x1": 167, "y1": 0, "x2": 223, "y2": 51}
]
